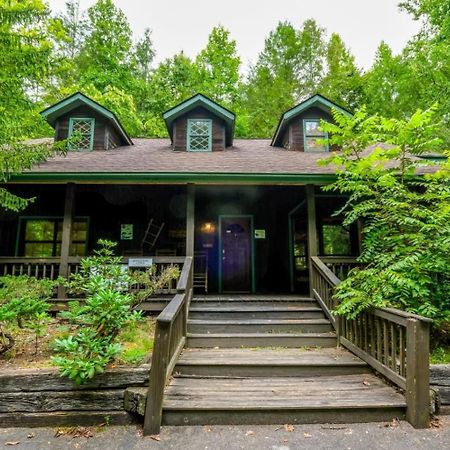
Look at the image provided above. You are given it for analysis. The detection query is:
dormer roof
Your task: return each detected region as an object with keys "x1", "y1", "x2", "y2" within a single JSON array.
[
  {"x1": 163, "y1": 93, "x2": 235, "y2": 146},
  {"x1": 271, "y1": 94, "x2": 352, "y2": 147},
  {"x1": 40, "y1": 92, "x2": 133, "y2": 146}
]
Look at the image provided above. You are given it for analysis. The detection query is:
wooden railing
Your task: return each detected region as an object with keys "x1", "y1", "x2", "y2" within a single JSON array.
[
  {"x1": 311, "y1": 256, "x2": 431, "y2": 428},
  {"x1": 0, "y1": 256, "x2": 184, "y2": 295},
  {"x1": 143, "y1": 256, "x2": 193, "y2": 435},
  {"x1": 318, "y1": 256, "x2": 361, "y2": 280}
]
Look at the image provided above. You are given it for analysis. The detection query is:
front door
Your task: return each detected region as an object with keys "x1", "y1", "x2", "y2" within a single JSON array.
[{"x1": 219, "y1": 216, "x2": 253, "y2": 293}]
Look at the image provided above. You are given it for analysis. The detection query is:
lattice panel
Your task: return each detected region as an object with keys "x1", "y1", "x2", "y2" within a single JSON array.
[
  {"x1": 71, "y1": 119, "x2": 93, "y2": 150},
  {"x1": 189, "y1": 120, "x2": 211, "y2": 151}
]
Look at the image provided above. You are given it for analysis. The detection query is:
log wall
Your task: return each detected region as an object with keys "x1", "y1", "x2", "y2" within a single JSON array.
[
  {"x1": 431, "y1": 364, "x2": 450, "y2": 414},
  {"x1": 0, "y1": 365, "x2": 149, "y2": 427}
]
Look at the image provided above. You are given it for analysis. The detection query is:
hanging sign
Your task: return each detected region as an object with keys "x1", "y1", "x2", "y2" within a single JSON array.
[
  {"x1": 128, "y1": 258, "x2": 153, "y2": 268},
  {"x1": 254, "y1": 229, "x2": 266, "y2": 239},
  {"x1": 120, "y1": 224, "x2": 133, "y2": 240}
]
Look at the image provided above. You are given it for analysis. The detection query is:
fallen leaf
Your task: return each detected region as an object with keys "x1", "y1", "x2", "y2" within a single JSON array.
[
  {"x1": 204, "y1": 426, "x2": 212, "y2": 432},
  {"x1": 430, "y1": 417, "x2": 441, "y2": 428},
  {"x1": 362, "y1": 380, "x2": 371, "y2": 386},
  {"x1": 304, "y1": 432, "x2": 312, "y2": 438},
  {"x1": 5, "y1": 442, "x2": 20, "y2": 446},
  {"x1": 284, "y1": 424, "x2": 294, "y2": 432},
  {"x1": 27, "y1": 433, "x2": 35, "y2": 439},
  {"x1": 150, "y1": 435, "x2": 161, "y2": 441},
  {"x1": 245, "y1": 430, "x2": 255, "y2": 436}
]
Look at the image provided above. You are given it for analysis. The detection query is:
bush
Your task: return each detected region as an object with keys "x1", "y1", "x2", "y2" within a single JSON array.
[
  {"x1": 0, "y1": 275, "x2": 56, "y2": 355},
  {"x1": 320, "y1": 105, "x2": 450, "y2": 324},
  {"x1": 52, "y1": 239, "x2": 178, "y2": 384}
]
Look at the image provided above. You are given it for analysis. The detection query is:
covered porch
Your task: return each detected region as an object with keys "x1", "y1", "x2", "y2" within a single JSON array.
[{"x1": 0, "y1": 182, "x2": 360, "y2": 296}]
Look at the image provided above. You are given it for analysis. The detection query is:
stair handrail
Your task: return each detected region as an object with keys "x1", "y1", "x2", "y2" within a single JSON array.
[
  {"x1": 311, "y1": 256, "x2": 431, "y2": 429},
  {"x1": 143, "y1": 256, "x2": 193, "y2": 436}
]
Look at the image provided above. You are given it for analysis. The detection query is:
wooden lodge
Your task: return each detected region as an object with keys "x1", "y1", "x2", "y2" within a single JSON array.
[{"x1": 0, "y1": 92, "x2": 432, "y2": 431}]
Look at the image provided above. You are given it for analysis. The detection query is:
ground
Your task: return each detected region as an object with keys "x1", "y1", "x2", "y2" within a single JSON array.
[
  {"x1": 1, "y1": 418, "x2": 450, "y2": 450},
  {"x1": 0, "y1": 316, "x2": 155, "y2": 369}
]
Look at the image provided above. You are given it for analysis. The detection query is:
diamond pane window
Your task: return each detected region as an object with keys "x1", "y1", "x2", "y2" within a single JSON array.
[
  {"x1": 187, "y1": 119, "x2": 212, "y2": 152},
  {"x1": 303, "y1": 119, "x2": 328, "y2": 152},
  {"x1": 68, "y1": 118, "x2": 95, "y2": 151}
]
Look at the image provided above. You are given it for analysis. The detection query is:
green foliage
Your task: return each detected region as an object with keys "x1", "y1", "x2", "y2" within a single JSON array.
[
  {"x1": 52, "y1": 239, "x2": 178, "y2": 384},
  {"x1": 0, "y1": 0, "x2": 67, "y2": 211},
  {"x1": 320, "y1": 105, "x2": 450, "y2": 322},
  {"x1": 0, "y1": 275, "x2": 56, "y2": 354}
]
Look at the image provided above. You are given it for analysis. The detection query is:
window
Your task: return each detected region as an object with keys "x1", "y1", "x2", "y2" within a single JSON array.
[
  {"x1": 187, "y1": 119, "x2": 212, "y2": 151},
  {"x1": 19, "y1": 218, "x2": 88, "y2": 257},
  {"x1": 303, "y1": 119, "x2": 328, "y2": 152},
  {"x1": 68, "y1": 118, "x2": 95, "y2": 151}
]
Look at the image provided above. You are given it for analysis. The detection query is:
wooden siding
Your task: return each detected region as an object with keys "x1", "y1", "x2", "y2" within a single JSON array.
[
  {"x1": 54, "y1": 105, "x2": 121, "y2": 150},
  {"x1": 172, "y1": 107, "x2": 226, "y2": 152},
  {"x1": 281, "y1": 107, "x2": 338, "y2": 152}
]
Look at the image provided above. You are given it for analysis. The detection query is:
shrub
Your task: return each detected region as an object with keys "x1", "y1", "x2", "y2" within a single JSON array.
[
  {"x1": 0, "y1": 275, "x2": 56, "y2": 355},
  {"x1": 320, "y1": 105, "x2": 450, "y2": 324},
  {"x1": 52, "y1": 239, "x2": 178, "y2": 384}
]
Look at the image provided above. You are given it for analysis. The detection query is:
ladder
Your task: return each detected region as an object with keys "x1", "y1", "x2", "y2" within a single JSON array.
[{"x1": 141, "y1": 219, "x2": 165, "y2": 254}]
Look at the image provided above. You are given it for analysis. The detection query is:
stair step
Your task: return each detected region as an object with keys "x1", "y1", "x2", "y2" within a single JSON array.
[
  {"x1": 189, "y1": 306, "x2": 325, "y2": 320},
  {"x1": 162, "y1": 374, "x2": 406, "y2": 425},
  {"x1": 124, "y1": 374, "x2": 406, "y2": 425},
  {"x1": 192, "y1": 296, "x2": 314, "y2": 302},
  {"x1": 187, "y1": 318, "x2": 333, "y2": 334},
  {"x1": 175, "y1": 348, "x2": 370, "y2": 377},
  {"x1": 186, "y1": 332, "x2": 337, "y2": 348},
  {"x1": 190, "y1": 301, "x2": 317, "y2": 308}
]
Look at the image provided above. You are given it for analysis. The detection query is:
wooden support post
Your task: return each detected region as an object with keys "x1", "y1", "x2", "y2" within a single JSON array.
[
  {"x1": 306, "y1": 185, "x2": 318, "y2": 298},
  {"x1": 58, "y1": 183, "x2": 75, "y2": 298},
  {"x1": 143, "y1": 321, "x2": 170, "y2": 436},
  {"x1": 186, "y1": 184, "x2": 195, "y2": 257},
  {"x1": 406, "y1": 318, "x2": 430, "y2": 428}
]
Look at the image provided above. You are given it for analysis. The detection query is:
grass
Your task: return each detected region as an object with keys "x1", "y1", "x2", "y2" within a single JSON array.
[
  {"x1": 430, "y1": 346, "x2": 450, "y2": 364},
  {"x1": 117, "y1": 317, "x2": 155, "y2": 365},
  {"x1": 0, "y1": 315, "x2": 156, "y2": 369}
]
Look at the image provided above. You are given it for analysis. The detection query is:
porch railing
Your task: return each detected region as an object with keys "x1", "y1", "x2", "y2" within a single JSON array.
[
  {"x1": 318, "y1": 256, "x2": 361, "y2": 280},
  {"x1": 143, "y1": 256, "x2": 193, "y2": 435},
  {"x1": 0, "y1": 256, "x2": 185, "y2": 296},
  {"x1": 311, "y1": 256, "x2": 431, "y2": 429}
]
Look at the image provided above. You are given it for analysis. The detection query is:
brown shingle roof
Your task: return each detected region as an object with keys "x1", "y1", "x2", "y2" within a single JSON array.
[{"x1": 28, "y1": 138, "x2": 340, "y2": 175}]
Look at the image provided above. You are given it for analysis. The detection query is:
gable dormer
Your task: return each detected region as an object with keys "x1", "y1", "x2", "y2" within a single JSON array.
[
  {"x1": 163, "y1": 94, "x2": 235, "y2": 152},
  {"x1": 40, "y1": 92, "x2": 132, "y2": 151},
  {"x1": 271, "y1": 94, "x2": 352, "y2": 151}
]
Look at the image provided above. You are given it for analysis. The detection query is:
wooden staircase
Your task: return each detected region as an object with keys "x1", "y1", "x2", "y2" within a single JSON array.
[{"x1": 125, "y1": 295, "x2": 407, "y2": 426}]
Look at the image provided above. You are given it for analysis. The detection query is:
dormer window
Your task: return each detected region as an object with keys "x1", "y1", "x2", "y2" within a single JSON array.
[
  {"x1": 68, "y1": 117, "x2": 95, "y2": 151},
  {"x1": 303, "y1": 119, "x2": 328, "y2": 152},
  {"x1": 187, "y1": 119, "x2": 212, "y2": 152}
]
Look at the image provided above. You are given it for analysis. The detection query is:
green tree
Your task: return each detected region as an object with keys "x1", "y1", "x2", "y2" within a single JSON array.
[
  {"x1": 133, "y1": 28, "x2": 155, "y2": 83},
  {"x1": 320, "y1": 105, "x2": 450, "y2": 322},
  {"x1": 196, "y1": 26, "x2": 241, "y2": 105},
  {"x1": 0, "y1": 0, "x2": 65, "y2": 211},
  {"x1": 244, "y1": 20, "x2": 327, "y2": 137},
  {"x1": 78, "y1": 0, "x2": 134, "y2": 91},
  {"x1": 319, "y1": 33, "x2": 364, "y2": 110}
]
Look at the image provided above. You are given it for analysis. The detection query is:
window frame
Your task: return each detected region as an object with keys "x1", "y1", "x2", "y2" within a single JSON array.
[
  {"x1": 68, "y1": 117, "x2": 95, "y2": 151},
  {"x1": 187, "y1": 118, "x2": 213, "y2": 152},
  {"x1": 16, "y1": 216, "x2": 90, "y2": 257},
  {"x1": 303, "y1": 119, "x2": 329, "y2": 152}
]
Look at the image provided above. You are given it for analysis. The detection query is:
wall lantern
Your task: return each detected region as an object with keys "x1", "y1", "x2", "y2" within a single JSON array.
[{"x1": 201, "y1": 222, "x2": 215, "y2": 234}]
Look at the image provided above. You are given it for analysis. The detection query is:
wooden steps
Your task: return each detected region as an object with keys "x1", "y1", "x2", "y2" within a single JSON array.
[
  {"x1": 175, "y1": 347, "x2": 370, "y2": 377},
  {"x1": 124, "y1": 295, "x2": 407, "y2": 428},
  {"x1": 126, "y1": 373, "x2": 406, "y2": 425}
]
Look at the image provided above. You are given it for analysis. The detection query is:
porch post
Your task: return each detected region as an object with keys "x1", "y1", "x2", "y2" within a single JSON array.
[
  {"x1": 306, "y1": 185, "x2": 318, "y2": 297},
  {"x1": 58, "y1": 183, "x2": 75, "y2": 297},
  {"x1": 186, "y1": 184, "x2": 195, "y2": 257}
]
